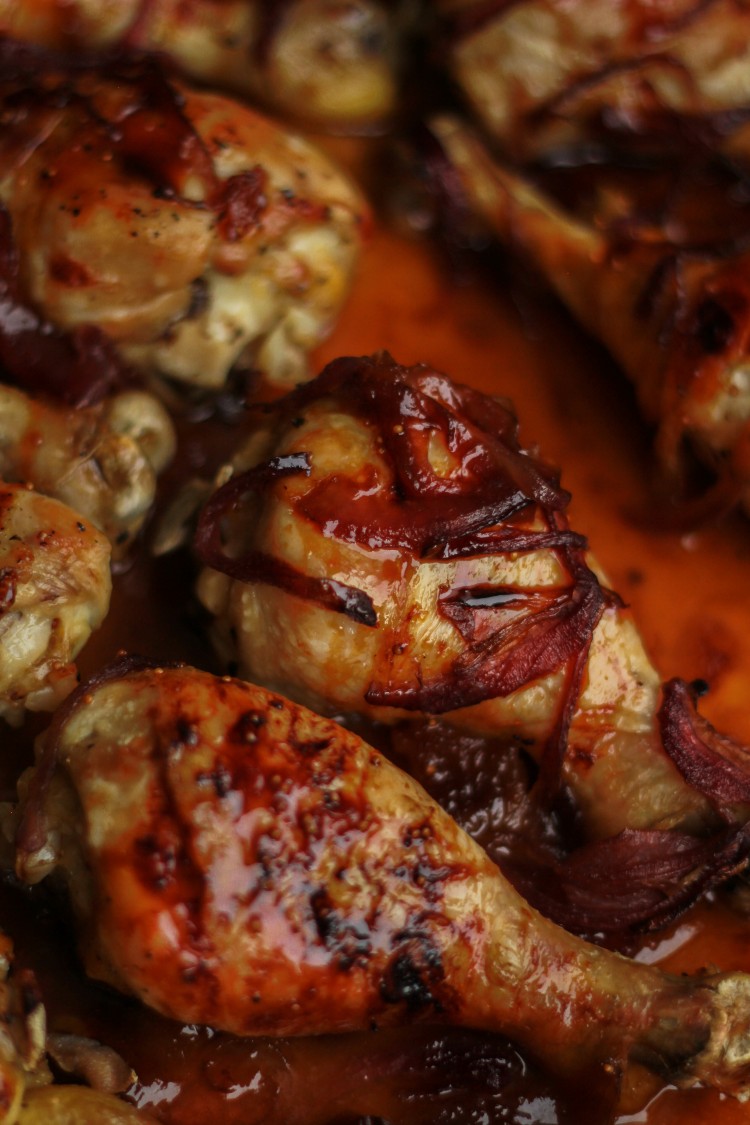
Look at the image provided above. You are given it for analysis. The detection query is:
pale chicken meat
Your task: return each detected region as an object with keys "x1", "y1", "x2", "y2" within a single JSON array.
[
  {"x1": 196, "y1": 354, "x2": 750, "y2": 852},
  {"x1": 0, "y1": 386, "x2": 174, "y2": 557},
  {"x1": 436, "y1": 0, "x2": 750, "y2": 163},
  {"x1": 14, "y1": 660, "x2": 750, "y2": 1101},
  {"x1": 0, "y1": 48, "x2": 369, "y2": 396},
  {"x1": 0, "y1": 0, "x2": 408, "y2": 133},
  {"x1": 426, "y1": 116, "x2": 750, "y2": 518},
  {"x1": 0, "y1": 482, "x2": 109, "y2": 723}
]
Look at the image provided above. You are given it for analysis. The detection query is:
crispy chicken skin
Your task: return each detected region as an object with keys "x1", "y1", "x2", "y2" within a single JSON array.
[
  {"x1": 0, "y1": 483, "x2": 110, "y2": 724},
  {"x1": 0, "y1": 386, "x2": 174, "y2": 557},
  {"x1": 13, "y1": 661, "x2": 750, "y2": 1098},
  {"x1": 195, "y1": 353, "x2": 742, "y2": 843},
  {"x1": 437, "y1": 0, "x2": 750, "y2": 162},
  {"x1": 0, "y1": 50, "x2": 369, "y2": 395},
  {"x1": 429, "y1": 117, "x2": 750, "y2": 517},
  {"x1": 0, "y1": 0, "x2": 406, "y2": 133}
]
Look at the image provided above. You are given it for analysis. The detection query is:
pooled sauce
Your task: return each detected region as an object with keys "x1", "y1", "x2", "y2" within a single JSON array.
[{"x1": 3, "y1": 138, "x2": 750, "y2": 1124}]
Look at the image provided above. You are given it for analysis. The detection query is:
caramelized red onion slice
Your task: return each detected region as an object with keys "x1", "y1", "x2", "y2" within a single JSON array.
[
  {"x1": 368, "y1": 567, "x2": 607, "y2": 713},
  {"x1": 287, "y1": 354, "x2": 571, "y2": 555},
  {"x1": 509, "y1": 824, "x2": 750, "y2": 936},
  {"x1": 431, "y1": 524, "x2": 589, "y2": 560},
  {"x1": 659, "y1": 678, "x2": 750, "y2": 811},
  {"x1": 194, "y1": 453, "x2": 377, "y2": 627}
]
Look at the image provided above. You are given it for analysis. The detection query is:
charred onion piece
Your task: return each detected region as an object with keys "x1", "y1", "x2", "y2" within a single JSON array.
[{"x1": 14, "y1": 661, "x2": 750, "y2": 1100}]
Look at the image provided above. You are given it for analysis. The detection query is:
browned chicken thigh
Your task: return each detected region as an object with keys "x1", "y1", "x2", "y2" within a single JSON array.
[
  {"x1": 196, "y1": 353, "x2": 750, "y2": 857},
  {"x1": 427, "y1": 116, "x2": 750, "y2": 518},
  {"x1": 0, "y1": 385, "x2": 174, "y2": 557},
  {"x1": 0, "y1": 46, "x2": 369, "y2": 398},
  {"x1": 0, "y1": 0, "x2": 409, "y2": 133},
  {"x1": 437, "y1": 0, "x2": 750, "y2": 163},
  {"x1": 0, "y1": 482, "x2": 110, "y2": 723},
  {"x1": 13, "y1": 661, "x2": 750, "y2": 1101}
]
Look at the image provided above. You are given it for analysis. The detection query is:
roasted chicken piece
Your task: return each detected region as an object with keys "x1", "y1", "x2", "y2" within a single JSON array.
[
  {"x1": 195, "y1": 353, "x2": 750, "y2": 859},
  {"x1": 0, "y1": 386, "x2": 173, "y2": 557},
  {"x1": 426, "y1": 116, "x2": 750, "y2": 517},
  {"x1": 14, "y1": 660, "x2": 750, "y2": 1101},
  {"x1": 0, "y1": 932, "x2": 148, "y2": 1123},
  {"x1": 0, "y1": 933, "x2": 47, "y2": 1124},
  {"x1": 0, "y1": 1, "x2": 408, "y2": 133},
  {"x1": 437, "y1": 0, "x2": 750, "y2": 163},
  {"x1": 0, "y1": 482, "x2": 110, "y2": 723},
  {"x1": 17, "y1": 1087, "x2": 151, "y2": 1124},
  {"x1": 0, "y1": 47, "x2": 369, "y2": 397}
]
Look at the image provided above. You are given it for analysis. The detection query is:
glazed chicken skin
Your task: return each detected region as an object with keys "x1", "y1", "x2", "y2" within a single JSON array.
[
  {"x1": 0, "y1": 386, "x2": 174, "y2": 557},
  {"x1": 0, "y1": 482, "x2": 109, "y2": 724},
  {"x1": 427, "y1": 117, "x2": 750, "y2": 517},
  {"x1": 14, "y1": 661, "x2": 750, "y2": 1100},
  {"x1": 195, "y1": 353, "x2": 750, "y2": 856},
  {"x1": 437, "y1": 0, "x2": 750, "y2": 163},
  {"x1": 0, "y1": 48, "x2": 369, "y2": 397},
  {"x1": 0, "y1": 0, "x2": 408, "y2": 133}
]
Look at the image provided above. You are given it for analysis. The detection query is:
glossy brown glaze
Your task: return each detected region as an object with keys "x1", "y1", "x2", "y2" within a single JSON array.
[
  {"x1": 16, "y1": 663, "x2": 750, "y2": 1110},
  {"x1": 0, "y1": 158, "x2": 749, "y2": 1125}
]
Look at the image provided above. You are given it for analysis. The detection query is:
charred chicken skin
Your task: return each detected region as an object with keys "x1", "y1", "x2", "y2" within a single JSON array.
[
  {"x1": 196, "y1": 353, "x2": 750, "y2": 863},
  {"x1": 0, "y1": 1, "x2": 406, "y2": 133},
  {"x1": 0, "y1": 482, "x2": 109, "y2": 724},
  {"x1": 427, "y1": 117, "x2": 750, "y2": 517},
  {"x1": 0, "y1": 45, "x2": 369, "y2": 397},
  {"x1": 14, "y1": 660, "x2": 750, "y2": 1100},
  {"x1": 437, "y1": 0, "x2": 750, "y2": 163}
]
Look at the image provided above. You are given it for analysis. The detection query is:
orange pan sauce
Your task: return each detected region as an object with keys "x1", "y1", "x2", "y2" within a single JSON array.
[{"x1": 6, "y1": 140, "x2": 750, "y2": 1125}]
